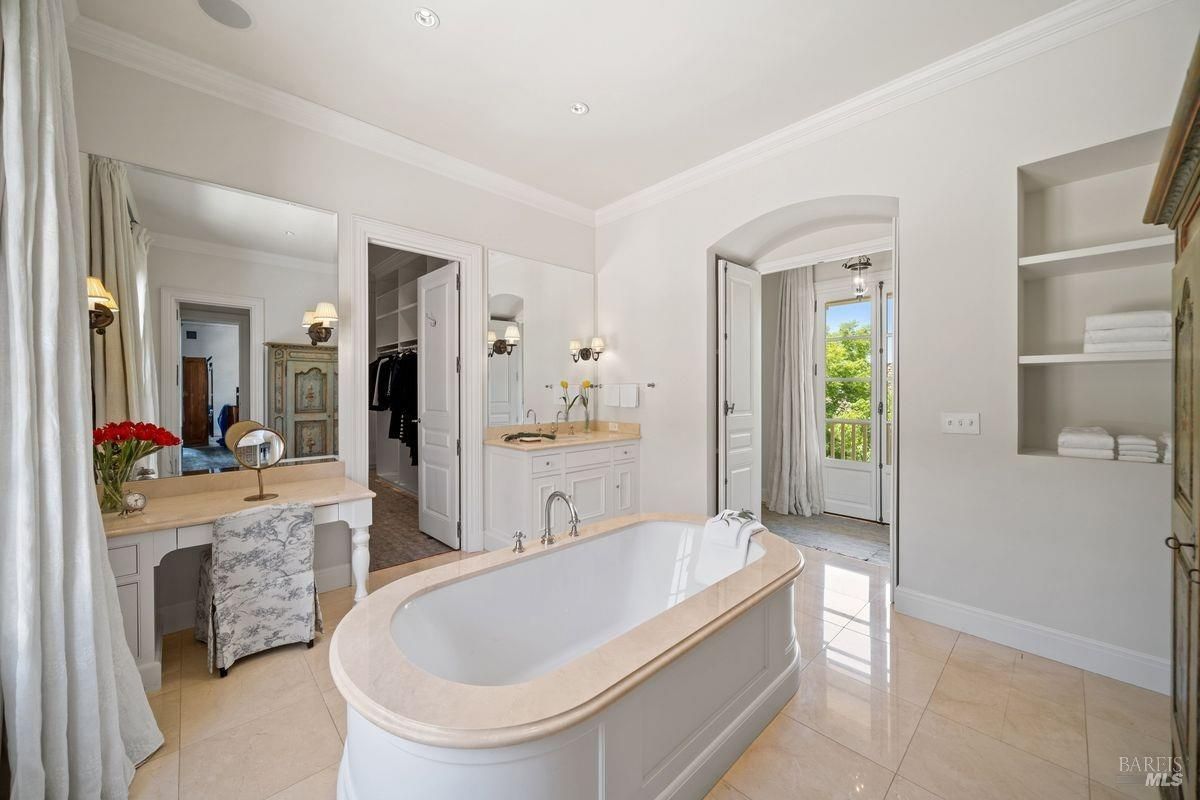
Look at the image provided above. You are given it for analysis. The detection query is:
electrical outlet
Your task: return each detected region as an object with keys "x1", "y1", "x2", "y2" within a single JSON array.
[
  {"x1": 941, "y1": 412, "x2": 980, "y2": 435},
  {"x1": 608, "y1": 422, "x2": 619, "y2": 432}
]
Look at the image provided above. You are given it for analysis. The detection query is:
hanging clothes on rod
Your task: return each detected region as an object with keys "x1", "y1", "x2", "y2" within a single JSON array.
[{"x1": 368, "y1": 345, "x2": 419, "y2": 465}]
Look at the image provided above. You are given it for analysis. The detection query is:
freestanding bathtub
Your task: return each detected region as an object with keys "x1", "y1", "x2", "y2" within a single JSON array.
[{"x1": 330, "y1": 513, "x2": 803, "y2": 800}]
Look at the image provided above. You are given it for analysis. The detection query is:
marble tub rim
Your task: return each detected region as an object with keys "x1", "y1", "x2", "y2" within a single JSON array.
[{"x1": 329, "y1": 511, "x2": 804, "y2": 749}]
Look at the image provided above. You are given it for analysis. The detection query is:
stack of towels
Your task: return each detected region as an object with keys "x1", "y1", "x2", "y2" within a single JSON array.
[
  {"x1": 1163, "y1": 433, "x2": 1174, "y2": 465},
  {"x1": 1117, "y1": 434, "x2": 1159, "y2": 463},
  {"x1": 1057, "y1": 426, "x2": 1114, "y2": 460},
  {"x1": 1084, "y1": 311, "x2": 1171, "y2": 353}
]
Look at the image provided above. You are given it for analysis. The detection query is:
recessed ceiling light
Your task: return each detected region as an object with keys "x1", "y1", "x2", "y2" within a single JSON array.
[
  {"x1": 571, "y1": 102, "x2": 590, "y2": 116},
  {"x1": 414, "y1": 7, "x2": 440, "y2": 28},
  {"x1": 285, "y1": 230, "x2": 295, "y2": 238},
  {"x1": 197, "y1": 0, "x2": 252, "y2": 29}
]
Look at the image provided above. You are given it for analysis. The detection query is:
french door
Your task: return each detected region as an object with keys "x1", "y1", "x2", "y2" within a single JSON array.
[{"x1": 818, "y1": 276, "x2": 892, "y2": 522}]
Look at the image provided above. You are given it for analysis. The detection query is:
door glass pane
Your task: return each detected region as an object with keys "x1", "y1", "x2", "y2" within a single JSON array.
[
  {"x1": 886, "y1": 291, "x2": 894, "y2": 466},
  {"x1": 826, "y1": 299, "x2": 871, "y2": 338},
  {"x1": 825, "y1": 414, "x2": 872, "y2": 461}
]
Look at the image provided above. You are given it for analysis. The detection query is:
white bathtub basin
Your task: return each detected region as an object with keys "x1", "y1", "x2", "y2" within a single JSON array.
[
  {"x1": 391, "y1": 520, "x2": 765, "y2": 686},
  {"x1": 331, "y1": 513, "x2": 801, "y2": 800}
]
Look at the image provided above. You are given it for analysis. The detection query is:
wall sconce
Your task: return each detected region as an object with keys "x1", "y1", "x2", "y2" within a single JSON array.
[
  {"x1": 570, "y1": 336, "x2": 605, "y2": 362},
  {"x1": 87, "y1": 276, "x2": 119, "y2": 334},
  {"x1": 491, "y1": 325, "x2": 519, "y2": 357},
  {"x1": 302, "y1": 301, "x2": 338, "y2": 345},
  {"x1": 842, "y1": 256, "x2": 871, "y2": 299}
]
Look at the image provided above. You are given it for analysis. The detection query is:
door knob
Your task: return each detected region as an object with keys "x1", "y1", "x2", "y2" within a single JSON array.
[{"x1": 1165, "y1": 536, "x2": 1196, "y2": 550}]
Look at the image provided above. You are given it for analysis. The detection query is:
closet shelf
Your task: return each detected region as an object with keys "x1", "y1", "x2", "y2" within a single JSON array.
[
  {"x1": 376, "y1": 309, "x2": 399, "y2": 320},
  {"x1": 1019, "y1": 448, "x2": 1170, "y2": 466},
  {"x1": 1018, "y1": 351, "x2": 1170, "y2": 365},
  {"x1": 398, "y1": 301, "x2": 418, "y2": 312},
  {"x1": 1017, "y1": 235, "x2": 1173, "y2": 280}
]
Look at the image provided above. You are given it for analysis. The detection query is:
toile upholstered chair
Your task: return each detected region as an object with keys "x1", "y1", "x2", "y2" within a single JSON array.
[{"x1": 195, "y1": 503, "x2": 323, "y2": 676}]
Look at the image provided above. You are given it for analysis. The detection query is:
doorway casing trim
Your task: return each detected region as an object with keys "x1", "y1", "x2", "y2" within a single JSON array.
[
  {"x1": 160, "y1": 287, "x2": 265, "y2": 476},
  {"x1": 346, "y1": 216, "x2": 485, "y2": 552}
]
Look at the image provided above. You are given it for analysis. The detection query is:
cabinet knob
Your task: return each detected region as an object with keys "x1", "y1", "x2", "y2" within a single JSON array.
[{"x1": 1165, "y1": 536, "x2": 1195, "y2": 551}]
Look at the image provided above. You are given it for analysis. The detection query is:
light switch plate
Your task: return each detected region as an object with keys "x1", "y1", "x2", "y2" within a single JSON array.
[
  {"x1": 941, "y1": 412, "x2": 980, "y2": 435},
  {"x1": 608, "y1": 422, "x2": 619, "y2": 432}
]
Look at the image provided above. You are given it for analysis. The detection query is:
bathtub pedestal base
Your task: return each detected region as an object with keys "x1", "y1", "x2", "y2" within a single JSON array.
[{"x1": 337, "y1": 581, "x2": 798, "y2": 800}]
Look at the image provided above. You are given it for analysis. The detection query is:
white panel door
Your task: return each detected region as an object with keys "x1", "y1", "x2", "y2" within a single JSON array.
[
  {"x1": 565, "y1": 467, "x2": 611, "y2": 525},
  {"x1": 487, "y1": 320, "x2": 521, "y2": 425},
  {"x1": 531, "y1": 473, "x2": 565, "y2": 536},
  {"x1": 718, "y1": 260, "x2": 761, "y2": 514},
  {"x1": 418, "y1": 262, "x2": 460, "y2": 548}
]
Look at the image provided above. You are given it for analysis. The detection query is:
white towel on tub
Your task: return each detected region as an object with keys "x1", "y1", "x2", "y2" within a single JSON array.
[{"x1": 695, "y1": 511, "x2": 766, "y2": 585}]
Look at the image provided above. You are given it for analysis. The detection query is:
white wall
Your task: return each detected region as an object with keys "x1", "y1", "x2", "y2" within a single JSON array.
[
  {"x1": 180, "y1": 320, "x2": 239, "y2": 438},
  {"x1": 596, "y1": 3, "x2": 1196, "y2": 686}
]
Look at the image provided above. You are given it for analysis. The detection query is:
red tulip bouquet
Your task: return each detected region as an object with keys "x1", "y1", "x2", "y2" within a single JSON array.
[{"x1": 93, "y1": 421, "x2": 180, "y2": 513}]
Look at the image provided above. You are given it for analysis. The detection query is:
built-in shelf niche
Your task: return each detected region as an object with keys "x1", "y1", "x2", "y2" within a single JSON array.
[{"x1": 1016, "y1": 129, "x2": 1172, "y2": 460}]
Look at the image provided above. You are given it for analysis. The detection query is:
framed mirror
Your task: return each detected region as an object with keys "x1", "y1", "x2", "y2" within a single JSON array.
[
  {"x1": 227, "y1": 424, "x2": 287, "y2": 501},
  {"x1": 85, "y1": 155, "x2": 338, "y2": 478},
  {"x1": 486, "y1": 251, "x2": 596, "y2": 428}
]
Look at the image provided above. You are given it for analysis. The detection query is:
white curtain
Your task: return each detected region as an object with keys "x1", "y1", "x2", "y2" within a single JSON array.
[
  {"x1": 89, "y1": 157, "x2": 159, "y2": 429},
  {"x1": 766, "y1": 267, "x2": 825, "y2": 516},
  {"x1": 0, "y1": 0, "x2": 163, "y2": 797}
]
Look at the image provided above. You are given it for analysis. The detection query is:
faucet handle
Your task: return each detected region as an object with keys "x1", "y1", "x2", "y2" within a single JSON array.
[
  {"x1": 568, "y1": 518, "x2": 580, "y2": 538},
  {"x1": 512, "y1": 531, "x2": 525, "y2": 553}
]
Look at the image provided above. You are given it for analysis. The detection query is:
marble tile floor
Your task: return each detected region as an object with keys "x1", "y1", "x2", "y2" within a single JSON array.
[{"x1": 132, "y1": 546, "x2": 1169, "y2": 800}]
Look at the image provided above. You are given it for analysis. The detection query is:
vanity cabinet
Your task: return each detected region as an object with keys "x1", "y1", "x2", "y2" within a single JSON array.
[{"x1": 485, "y1": 440, "x2": 640, "y2": 549}]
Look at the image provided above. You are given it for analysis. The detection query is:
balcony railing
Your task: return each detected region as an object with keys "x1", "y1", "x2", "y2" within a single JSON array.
[{"x1": 825, "y1": 418, "x2": 871, "y2": 462}]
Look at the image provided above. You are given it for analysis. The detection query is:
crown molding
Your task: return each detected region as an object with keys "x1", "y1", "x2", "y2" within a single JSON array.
[
  {"x1": 595, "y1": 0, "x2": 1176, "y2": 226},
  {"x1": 66, "y1": 17, "x2": 596, "y2": 227},
  {"x1": 149, "y1": 232, "x2": 336, "y2": 275},
  {"x1": 754, "y1": 236, "x2": 894, "y2": 274}
]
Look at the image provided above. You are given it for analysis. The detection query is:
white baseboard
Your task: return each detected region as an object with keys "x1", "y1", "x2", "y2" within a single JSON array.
[
  {"x1": 894, "y1": 586, "x2": 1169, "y2": 694},
  {"x1": 316, "y1": 563, "x2": 351, "y2": 593}
]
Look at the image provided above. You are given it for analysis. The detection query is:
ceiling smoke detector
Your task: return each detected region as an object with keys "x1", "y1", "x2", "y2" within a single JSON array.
[
  {"x1": 414, "y1": 7, "x2": 440, "y2": 28},
  {"x1": 197, "y1": 0, "x2": 253, "y2": 29},
  {"x1": 570, "y1": 102, "x2": 590, "y2": 116}
]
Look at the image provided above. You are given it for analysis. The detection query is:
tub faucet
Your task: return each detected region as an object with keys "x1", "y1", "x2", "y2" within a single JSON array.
[{"x1": 542, "y1": 491, "x2": 580, "y2": 546}]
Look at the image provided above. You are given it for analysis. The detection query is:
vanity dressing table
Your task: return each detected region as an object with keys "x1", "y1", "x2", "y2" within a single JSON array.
[{"x1": 102, "y1": 461, "x2": 373, "y2": 691}]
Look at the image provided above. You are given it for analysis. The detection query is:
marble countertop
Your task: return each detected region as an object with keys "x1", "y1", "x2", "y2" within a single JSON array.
[
  {"x1": 483, "y1": 429, "x2": 641, "y2": 451},
  {"x1": 329, "y1": 512, "x2": 803, "y2": 749},
  {"x1": 102, "y1": 462, "x2": 373, "y2": 537}
]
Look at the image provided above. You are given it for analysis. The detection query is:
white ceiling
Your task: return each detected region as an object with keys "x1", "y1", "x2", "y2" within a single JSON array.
[
  {"x1": 124, "y1": 163, "x2": 337, "y2": 265},
  {"x1": 79, "y1": 0, "x2": 1072, "y2": 209}
]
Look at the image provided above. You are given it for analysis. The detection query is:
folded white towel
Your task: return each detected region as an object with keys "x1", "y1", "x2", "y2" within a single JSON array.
[
  {"x1": 1058, "y1": 447, "x2": 1114, "y2": 460},
  {"x1": 1084, "y1": 327, "x2": 1170, "y2": 344},
  {"x1": 696, "y1": 511, "x2": 765, "y2": 585},
  {"x1": 1117, "y1": 434, "x2": 1157, "y2": 446},
  {"x1": 1162, "y1": 433, "x2": 1174, "y2": 446},
  {"x1": 1085, "y1": 311, "x2": 1172, "y2": 331},
  {"x1": 1057, "y1": 427, "x2": 1114, "y2": 449},
  {"x1": 1118, "y1": 454, "x2": 1159, "y2": 463},
  {"x1": 1084, "y1": 340, "x2": 1171, "y2": 353},
  {"x1": 1118, "y1": 445, "x2": 1159, "y2": 455}
]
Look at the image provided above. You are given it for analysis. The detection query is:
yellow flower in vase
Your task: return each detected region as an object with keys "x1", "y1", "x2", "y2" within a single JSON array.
[{"x1": 579, "y1": 380, "x2": 593, "y2": 432}]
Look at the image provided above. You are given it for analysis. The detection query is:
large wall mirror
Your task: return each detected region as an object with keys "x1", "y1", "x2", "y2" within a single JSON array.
[
  {"x1": 86, "y1": 156, "x2": 339, "y2": 477},
  {"x1": 486, "y1": 251, "x2": 595, "y2": 426}
]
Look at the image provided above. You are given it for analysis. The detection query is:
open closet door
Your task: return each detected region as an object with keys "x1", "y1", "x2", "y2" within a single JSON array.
[
  {"x1": 718, "y1": 259, "x2": 761, "y2": 514},
  {"x1": 418, "y1": 261, "x2": 460, "y2": 548}
]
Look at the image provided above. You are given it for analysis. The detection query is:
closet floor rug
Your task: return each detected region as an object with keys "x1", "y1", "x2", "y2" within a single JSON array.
[
  {"x1": 761, "y1": 508, "x2": 890, "y2": 566},
  {"x1": 367, "y1": 471, "x2": 454, "y2": 571}
]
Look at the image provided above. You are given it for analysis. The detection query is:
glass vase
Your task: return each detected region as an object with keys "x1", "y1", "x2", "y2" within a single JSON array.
[{"x1": 99, "y1": 477, "x2": 126, "y2": 514}]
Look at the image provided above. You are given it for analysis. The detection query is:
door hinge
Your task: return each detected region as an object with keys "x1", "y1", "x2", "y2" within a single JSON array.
[
  {"x1": 455, "y1": 273, "x2": 461, "y2": 290},
  {"x1": 456, "y1": 439, "x2": 461, "y2": 456},
  {"x1": 456, "y1": 356, "x2": 460, "y2": 374},
  {"x1": 813, "y1": 363, "x2": 817, "y2": 376},
  {"x1": 456, "y1": 519, "x2": 462, "y2": 540},
  {"x1": 878, "y1": 401, "x2": 884, "y2": 415}
]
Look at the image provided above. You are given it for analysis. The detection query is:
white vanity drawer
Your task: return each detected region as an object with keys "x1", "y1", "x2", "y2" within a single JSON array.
[
  {"x1": 530, "y1": 453, "x2": 563, "y2": 476},
  {"x1": 565, "y1": 447, "x2": 612, "y2": 472},
  {"x1": 613, "y1": 443, "x2": 639, "y2": 463},
  {"x1": 108, "y1": 543, "x2": 139, "y2": 579}
]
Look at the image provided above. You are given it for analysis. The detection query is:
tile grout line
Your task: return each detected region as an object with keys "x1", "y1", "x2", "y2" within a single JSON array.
[{"x1": 889, "y1": 626, "x2": 959, "y2": 794}]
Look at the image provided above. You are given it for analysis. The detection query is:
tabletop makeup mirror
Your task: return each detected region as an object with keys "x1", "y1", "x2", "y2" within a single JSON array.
[
  {"x1": 486, "y1": 251, "x2": 596, "y2": 427},
  {"x1": 85, "y1": 155, "x2": 339, "y2": 479},
  {"x1": 226, "y1": 421, "x2": 287, "y2": 501}
]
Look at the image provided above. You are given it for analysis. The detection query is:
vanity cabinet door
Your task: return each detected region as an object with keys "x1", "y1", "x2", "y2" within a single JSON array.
[
  {"x1": 531, "y1": 473, "x2": 566, "y2": 536},
  {"x1": 565, "y1": 467, "x2": 612, "y2": 525},
  {"x1": 613, "y1": 461, "x2": 639, "y2": 516}
]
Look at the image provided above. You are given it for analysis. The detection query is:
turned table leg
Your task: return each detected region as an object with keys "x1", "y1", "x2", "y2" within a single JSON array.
[{"x1": 351, "y1": 526, "x2": 370, "y2": 602}]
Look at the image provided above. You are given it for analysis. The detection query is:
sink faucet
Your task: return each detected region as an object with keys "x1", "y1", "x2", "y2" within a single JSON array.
[
  {"x1": 542, "y1": 490, "x2": 580, "y2": 546},
  {"x1": 526, "y1": 409, "x2": 538, "y2": 426},
  {"x1": 553, "y1": 410, "x2": 567, "y2": 433}
]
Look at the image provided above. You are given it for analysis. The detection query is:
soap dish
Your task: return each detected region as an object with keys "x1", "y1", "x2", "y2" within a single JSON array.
[{"x1": 517, "y1": 436, "x2": 542, "y2": 443}]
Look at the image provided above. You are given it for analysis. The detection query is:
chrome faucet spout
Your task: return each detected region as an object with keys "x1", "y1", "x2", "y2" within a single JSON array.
[
  {"x1": 525, "y1": 409, "x2": 538, "y2": 426},
  {"x1": 542, "y1": 490, "x2": 580, "y2": 545}
]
